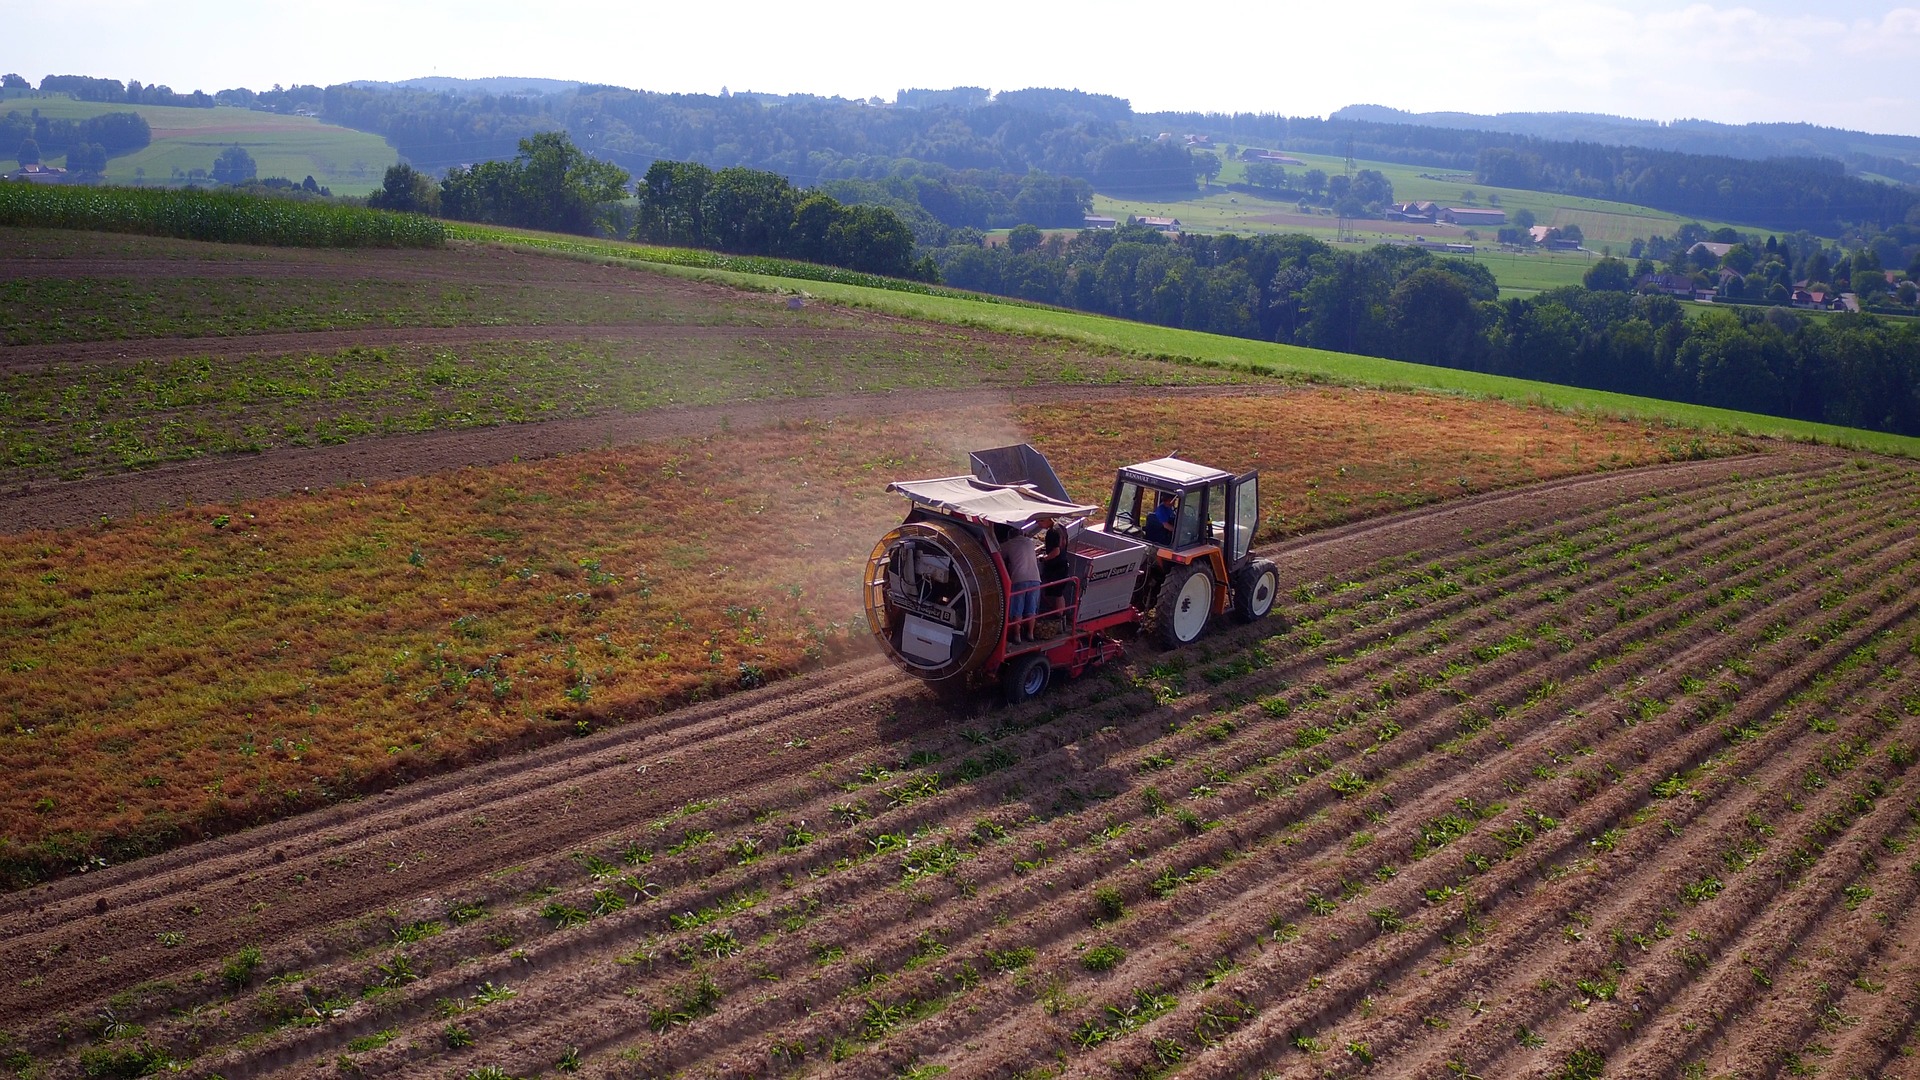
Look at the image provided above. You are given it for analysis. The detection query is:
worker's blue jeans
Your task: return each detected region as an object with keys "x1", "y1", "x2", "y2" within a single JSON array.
[{"x1": 1010, "y1": 580, "x2": 1041, "y2": 622}]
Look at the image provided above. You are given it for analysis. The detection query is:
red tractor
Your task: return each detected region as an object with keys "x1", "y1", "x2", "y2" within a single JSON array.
[{"x1": 863, "y1": 444, "x2": 1279, "y2": 703}]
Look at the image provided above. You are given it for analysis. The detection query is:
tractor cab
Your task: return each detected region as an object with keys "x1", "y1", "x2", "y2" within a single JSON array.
[
  {"x1": 1104, "y1": 457, "x2": 1258, "y2": 564},
  {"x1": 1098, "y1": 457, "x2": 1275, "y2": 646}
]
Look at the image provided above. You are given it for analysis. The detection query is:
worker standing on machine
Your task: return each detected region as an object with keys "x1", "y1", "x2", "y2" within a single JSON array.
[
  {"x1": 1002, "y1": 523, "x2": 1042, "y2": 644},
  {"x1": 1039, "y1": 515, "x2": 1071, "y2": 617}
]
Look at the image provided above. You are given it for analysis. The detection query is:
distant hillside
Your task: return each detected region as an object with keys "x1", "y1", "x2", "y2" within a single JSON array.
[
  {"x1": 1, "y1": 97, "x2": 396, "y2": 195},
  {"x1": 345, "y1": 76, "x2": 583, "y2": 97},
  {"x1": 1331, "y1": 104, "x2": 1920, "y2": 185}
]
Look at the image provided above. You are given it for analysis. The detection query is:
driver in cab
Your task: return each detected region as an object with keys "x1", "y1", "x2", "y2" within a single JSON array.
[{"x1": 1144, "y1": 492, "x2": 1178, "y2": 545}]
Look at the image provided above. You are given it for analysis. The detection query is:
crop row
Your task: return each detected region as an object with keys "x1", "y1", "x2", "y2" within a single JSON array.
[
  {"x1": 0, "y1": 184, "x2": 445, "y2": 248},
  {"x1": 19, "y1": 456, "x2": 1920, "y2": 1080}
]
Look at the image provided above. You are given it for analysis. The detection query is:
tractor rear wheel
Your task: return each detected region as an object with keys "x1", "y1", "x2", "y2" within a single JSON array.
[
  {"x1": 1156, "y1": 563, "x2": 1214, "y2": 648},
  {"x1": 1233, "y1": 558, "x2": 1279, "y2": 622},
  {"x1": 1001, "y1": 654, "x2": 1051, "y2": 705}
]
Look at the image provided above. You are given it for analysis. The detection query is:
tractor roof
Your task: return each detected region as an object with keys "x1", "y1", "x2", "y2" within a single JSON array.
[
  {"x1": 887, "y1": 476, "x2": 1099, "y2": 528},
  {"x1": 1117, "y1": 457, "x2": 1235, "y2": 490}
]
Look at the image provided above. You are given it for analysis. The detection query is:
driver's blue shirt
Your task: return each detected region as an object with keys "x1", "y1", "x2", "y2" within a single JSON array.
[{"x1": 1145, "y1": 502, "x2": 1176, "y2": 543}]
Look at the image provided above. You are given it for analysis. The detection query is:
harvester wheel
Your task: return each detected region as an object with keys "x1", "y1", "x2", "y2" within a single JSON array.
[
  {"x1": 1156, "y1": 563, "x2": 1214, "y2": 648},
  {"x1": 1001, "y1": 654, "x2": 1051, "y2": 705},
  {"x1": 1233, "y1": 558, "x2": 1280, "y2": 622}
]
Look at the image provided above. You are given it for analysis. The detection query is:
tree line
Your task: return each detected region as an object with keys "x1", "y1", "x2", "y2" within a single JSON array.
[
  {"x1": 313, "y1": 83, "x2": 1208, "y2": 193},
  {"x1": 30, "y1": 74, "x2": 213, "y2": 108},
  {"x1": 925, "y1": 225, "x2": 1920, "y2": 436},
  {"x1": 1155, "y1": 114, "x2": 1917, "y2": 236},
  {"x1": 368, "y1": 136, "x2": 933, "y2": 281},
  {"x1": 3, "y1": 108, "x2": 150, "y2": 175}
]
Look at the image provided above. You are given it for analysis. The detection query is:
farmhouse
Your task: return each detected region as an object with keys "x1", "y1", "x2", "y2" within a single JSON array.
[
  {"x1": 1528, "y1": 225, "x2": 1581, "y2": 251},
  {"x1": 1390, "y1": 201, "x2": 1439, "y2": 221},
  {"x1": 1688, "y1": 241, "x2": 1735, "y2": 260},
  {"x1": 4, "y1": 163, "x2": 70, "y2": 184},
  {"x1": 1083, "y1": 215, "x2": 1117, "y2": 230},
  {"x1": 1638, "y1": 271, "x2": 1709, "y2": 300},
  {"x1": 1440, "y1": 206, "x2": 1506, "y2": 226},
  {"x1": 1132, "y1": 216, "x2": 1181, "y2": 232}
]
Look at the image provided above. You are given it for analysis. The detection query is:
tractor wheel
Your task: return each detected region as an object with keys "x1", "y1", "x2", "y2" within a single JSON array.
[
  {"x1": 1156, "y1": 563, "x2": 1215, "y2": 648},
  {"x1": 1001, "y1": 654, "x2": 1052, "y2": 705},
  {"x1": 1233, "y1": 558, "x2": 1280, "y2": 623}
]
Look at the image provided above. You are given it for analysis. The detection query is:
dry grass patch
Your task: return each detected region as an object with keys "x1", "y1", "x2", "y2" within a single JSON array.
[{"x1": 0, "y1": 389, "x2": 1757, "y2": 885}]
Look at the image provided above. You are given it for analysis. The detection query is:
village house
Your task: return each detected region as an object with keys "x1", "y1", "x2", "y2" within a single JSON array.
[
  {"x1": 1131, "y1": 216, "x2": 1181, "y2": 233},
  {"x1": 1687, "y1": 241, "x2": 1735, "y2": 260},
  {"x1": 1082, "y1": 215, "x2": 1117, "y2": 230},
  {"x1": 1637, "y1": 271, "x2": 1711, "y2": 300},
  {"x1": 1390, "y1": 201, "x2": 1439, "y2": 221},
  {"x1": 1790, "y1": 286, "x2": 1846, "y2": 311}
]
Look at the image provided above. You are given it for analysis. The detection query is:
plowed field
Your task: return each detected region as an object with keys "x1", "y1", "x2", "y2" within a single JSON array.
[{"x1": 8, "y1": 445, "x2": 1920, "y2": 1080}]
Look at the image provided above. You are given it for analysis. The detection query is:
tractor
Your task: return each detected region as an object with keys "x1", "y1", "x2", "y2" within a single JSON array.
[{"x1": 863, "y1": 444, "x2": 1279, "y2": 703}]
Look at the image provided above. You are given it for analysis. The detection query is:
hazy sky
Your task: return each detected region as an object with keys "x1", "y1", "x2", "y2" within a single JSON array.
[{"x1": 11, "y1": 0, "x2": 1920, "y2": 136}]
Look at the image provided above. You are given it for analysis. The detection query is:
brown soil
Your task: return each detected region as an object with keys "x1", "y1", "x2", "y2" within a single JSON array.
[
  {"x1": 6, "y1": 229, "x2": 1916, "y2": 1078},
  {"x1": 7, "y1": 441, "x2": 1919, "y2": 1079}
]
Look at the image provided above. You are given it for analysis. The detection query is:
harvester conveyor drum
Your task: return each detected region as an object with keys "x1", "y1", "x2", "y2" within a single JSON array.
[{"x1": 864, "y1": 519, "x2": 1007, "y2": 685}]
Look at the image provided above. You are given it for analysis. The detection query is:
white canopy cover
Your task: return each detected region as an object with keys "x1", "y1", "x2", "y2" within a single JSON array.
[{"x1": 887, "y1": 476, "x2": 1099, "y2": 529}]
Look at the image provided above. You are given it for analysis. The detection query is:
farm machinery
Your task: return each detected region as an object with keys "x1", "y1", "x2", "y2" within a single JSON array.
[{"x1": 863, "y1": 444, "x2": 1280, "y2": 703}]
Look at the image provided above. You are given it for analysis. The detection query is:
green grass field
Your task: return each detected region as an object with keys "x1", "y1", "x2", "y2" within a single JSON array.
[
  {"x1": 2, "y1": 95, "x2": 395, "y2": 195},
  {"x1": 1086, "y1": 148, "x2": 1774, "y2": 297},
  {"x1": 454, "y1": 223, "x2": 1920, "y2": 458},
  {"x1": 1210, "y1": 149, "x2": 1753, "y2": 245}
]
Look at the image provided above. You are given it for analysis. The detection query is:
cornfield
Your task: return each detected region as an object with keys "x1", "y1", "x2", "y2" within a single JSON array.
[{"x1": 0, "y1": 182, "x2": 445, "y2": 248}]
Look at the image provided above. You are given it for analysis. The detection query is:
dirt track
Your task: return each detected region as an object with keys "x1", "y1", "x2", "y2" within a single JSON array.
[{"x1": 8, "y1": 442, "x2": 1920, "y2": 1079}]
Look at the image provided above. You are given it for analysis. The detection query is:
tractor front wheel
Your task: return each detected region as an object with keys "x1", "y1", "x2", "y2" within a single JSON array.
[
  {"x1": 1001, "y1": 654, "x2": 1052, "y2": 705},
  {"x1": 1233, "y1": 558, "x2": 1280, "y2": 622},
  {"x1": 1156, "y1": 563, "x2": 1215, "y2": 648}
]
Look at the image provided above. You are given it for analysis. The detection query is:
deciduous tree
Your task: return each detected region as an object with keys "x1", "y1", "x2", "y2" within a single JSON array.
[
  {"x1": 210, "y1": 144, "x2": 255, "y2": 185},
  {"x1": 368, "y1": 163, "x2": 440, "y2": 215}
]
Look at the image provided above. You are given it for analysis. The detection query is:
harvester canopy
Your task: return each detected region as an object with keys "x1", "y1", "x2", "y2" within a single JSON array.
[{"x1": 885, "y1": 476, "x2": 1098, "y2": 528}]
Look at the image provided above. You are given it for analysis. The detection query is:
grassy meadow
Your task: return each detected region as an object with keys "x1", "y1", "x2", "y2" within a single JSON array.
[
  {"x1": 1089, "y1": 147, "x2": 1770, "y2": 297},
  {"x1": 2, "y1": 96, "x2": 395, "y2": 195}
]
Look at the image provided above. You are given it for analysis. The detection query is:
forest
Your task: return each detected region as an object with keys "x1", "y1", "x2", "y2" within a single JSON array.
[
  {"x1": 922, "y1": 224, "x2": 1920, "y2": 437},
  {"x1": 0, "y1": 108, "x2": 150, "y2": 176},
  {"x1": 367, "y1": 138, "x2": 932, "y2": 281}
]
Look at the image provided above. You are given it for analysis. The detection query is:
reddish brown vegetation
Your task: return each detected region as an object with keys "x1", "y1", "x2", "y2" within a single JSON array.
[{"x1": 0, "y1": 387, "x2": 1723, "y2": 889}]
